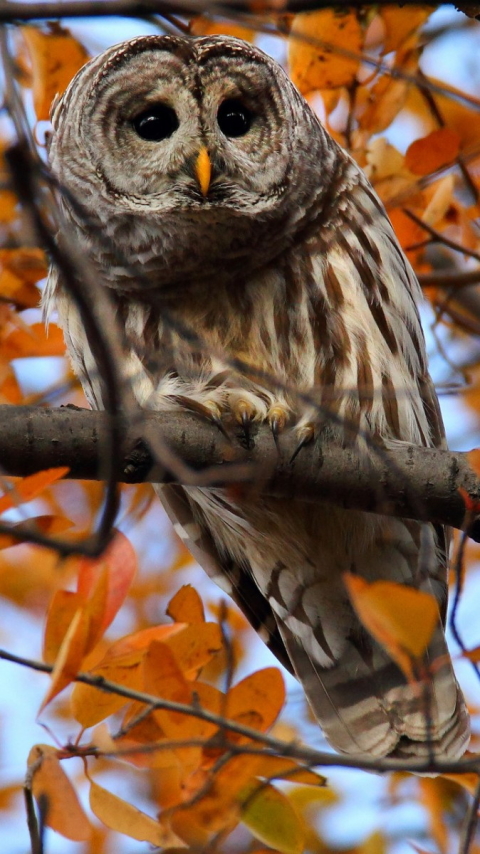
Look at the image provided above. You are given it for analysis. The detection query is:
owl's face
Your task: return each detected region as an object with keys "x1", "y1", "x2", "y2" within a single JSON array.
[{"x1": 48, "y1": 36, "x2": 333, "y2": 286}]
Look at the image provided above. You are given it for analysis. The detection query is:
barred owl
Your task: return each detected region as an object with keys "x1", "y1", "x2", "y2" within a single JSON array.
[{"x1": 44, "y1": 35, "x2": 469, "y2": 759}]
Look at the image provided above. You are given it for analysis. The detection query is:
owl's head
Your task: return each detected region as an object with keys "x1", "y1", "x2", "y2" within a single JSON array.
[{"x1": 48, "y1": 35, "x2": 336, "y2": 286}]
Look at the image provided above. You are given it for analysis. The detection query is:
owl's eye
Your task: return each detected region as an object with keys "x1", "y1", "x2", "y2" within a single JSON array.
[
  {"x1": 132, "y1": 105, "x2": 179, "y2": 141},
  {"x1": 217, "y1": 100, "x2": 252, "y2": 138}
]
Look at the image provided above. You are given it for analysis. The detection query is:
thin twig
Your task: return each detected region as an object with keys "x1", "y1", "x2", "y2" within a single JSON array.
[{"x1": 459, "y1": 774, "x2": 480, "y2": 854}]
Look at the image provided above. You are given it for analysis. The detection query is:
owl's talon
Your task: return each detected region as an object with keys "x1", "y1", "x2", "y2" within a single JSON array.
[
  {"x1": 268, "y1": 405, "x2": 288, "y2": 443},
  {"x1": 290, "y1": 423, "x2": 315, "y2": 463},
  {"x1": 172, "y1": 395, "x2": 231, "y2": 441}
]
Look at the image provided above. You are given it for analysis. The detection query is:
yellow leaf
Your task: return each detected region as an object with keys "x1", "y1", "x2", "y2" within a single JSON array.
[
  {"x1": 358, "y1": 43, "x2": 418, "y2": 135},
  {"x1": 288, "y1": 10, "x2": 362, "y2": 93},
  {"x1": 27, "y1": 744, "x2": 91, "y2": 841},
  {"x1": 343, "y1": 574, "x2": 439, "y2": 678},
  {"x1": 405, "y1": 128, "x2": 461, "y2": 176},
  {"x1": 422, "y1": 174, "x2": 455, "y2": 226},
  {"x1": 89, "y1": 779, "x2": 186, "y2": 847},
  {"x1": 241, "y1": 782, "x2": 305, "y2": 854},
  {"x1": 21, "y1": 24, "x2": 89, "y2": 120},
  {"x1": 0, "y1": 467, "x2": 69, "y2": 514}
]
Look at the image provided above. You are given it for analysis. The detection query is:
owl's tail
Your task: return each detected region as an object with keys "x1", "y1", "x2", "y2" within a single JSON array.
[{"x1": 278, "y1": 617, "x2": 469, "y2": 759}]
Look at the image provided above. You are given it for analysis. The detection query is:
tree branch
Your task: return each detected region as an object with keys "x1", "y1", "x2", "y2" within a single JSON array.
[
  {"x1": 0, "y1": 1, "x2": 456, "y2": 23},
  {"x1": 0, "y1": 405, "x2": 479, "y2": 539}
]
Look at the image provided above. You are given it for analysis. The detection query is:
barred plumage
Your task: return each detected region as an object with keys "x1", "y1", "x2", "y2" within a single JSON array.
[{"x1": 44, "y1": 35, "x2": 469, "y2": 758}]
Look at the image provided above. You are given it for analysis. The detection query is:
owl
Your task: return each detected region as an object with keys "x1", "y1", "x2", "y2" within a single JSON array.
[{"x1": 44, "y1": 34, "x2": 469, "y2": 759}]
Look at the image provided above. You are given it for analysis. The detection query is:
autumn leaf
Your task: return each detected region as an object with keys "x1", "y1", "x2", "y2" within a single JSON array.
[
  {"x1": 76, "y1": 531, "x2": 137, "y2": 645},
  {"x1": 343, "y1": 574, "x2": 439, "y2": 679},
  {"x1": 288, "y1": 10, "x2": 363, "y2": 93},
  {"x1": 27, "y1": 744, "x2": 91, "y2": 841},
  {"x1": 0, "y1": 514, "x2": 73, "y2": 550},
  {"x1": 380, "y1": 7, "x2": 431, "y2": 54},
  {"x1": 89, "y1": 779, "x2": 186, "y2": 847},
  {"x1": 21, "y1": 24, "x2": 89, "y2": 120},
  {"x1": 167, "y1": 583, "x2": 205, "y2": 623},
  {"x1": 240, "y1": 782, "x2": 305, "y2": 854},
  {"x1": 226, "y1": 667, "x2": 285, "y2": 735},
  {"x1": 0, "y1": 467, "x2": 69, "y2": 514},
  {"x1": 2, "y1": 322, "x2": 66, "y2": 359},
  {"x1": 0, "y1": 247, "x2": 46, "y2": 309},
  {"x1": 39, "y1": 608, "x2": 90, "y2": 711},
  {"x1": 190, "y1": 16, "x2": 255, "y2": 41},
  {"x1": 405, "y1": 128, "x2": 461, "y2": 177}
]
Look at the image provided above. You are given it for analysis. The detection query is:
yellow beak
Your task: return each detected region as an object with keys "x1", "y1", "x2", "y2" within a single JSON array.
[{"x1": 195, "y1": 147, "x2": 212, "y2": 197}]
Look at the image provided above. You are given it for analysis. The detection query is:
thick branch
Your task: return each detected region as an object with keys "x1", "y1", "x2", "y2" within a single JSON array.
[{"x1": 0, "y1": 405, "x2": 479, "y2": 538}]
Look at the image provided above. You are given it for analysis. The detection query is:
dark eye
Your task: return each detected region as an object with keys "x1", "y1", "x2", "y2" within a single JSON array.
[
  {"x1": 217, "y1": 99, "x2": 252, "y2": 138},
  {"x1": 132, "y1": 104, "x2": 179, "y2": 141}
]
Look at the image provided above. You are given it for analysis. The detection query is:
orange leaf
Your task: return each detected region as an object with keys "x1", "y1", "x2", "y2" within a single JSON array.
[
  {"x1": 21, "y1": 24, "x2": 89, "y2": 120},
  {"x1": 27, "y1": 744, "x2": 91, "y2": 841},
  {"x1": 440, "y1": 771, "x2": 480, "y2": 796},
  {"x1": 380, "y1": 7, "x2": 431, "y2": 54},
  {"x1": 189, "y1": 16, "x2": 255, "y2": 41},
  {"x1": 71, "y1": 651, "x2": 143, "y2": 727},
  {"x1": 167, "y1": 584, "x2": 205, "y2": 623},
  {"x1": 39, "y1": 608, "x2": 90, "y2": 711},
  {"x1": 288, "y1": 10, "x2": 362, "y2": 93},
  {"x1": 76, "y1": 531, "x2": 137, "y2": 644},
  {"x1": 43, "y1": 589, "x2": 83, "y2": 664},
  {"x1": 0, "y1": 190, "x2": 17, "y2": 224},
  {"x1": 343, "y1": 574, "x2": 439, "y2": 678},
  {"x1": 468, "y1": 448, "x2": 480, "y2": 478},
  {"x1": 227, "y1": 668, "x2": 285, "y2": 735},
  {"x1": 405, "y1": 128, "x2": 461, "y2": 177},
  {"x1": 165, "y1": 623, "x2": 222, "y2": 677},
  {"x1": 2, "y1": 322, "x2": 66, "y2": 358},
  {"x1": 0, "y1": 467, "x2": 69, "y2": 514},
  {"x1": 89, "y1": 779, "x2": 185, "y2": 847},
  {"x1": 0, "y1": 248, "x2": 47, "y2": 308}
]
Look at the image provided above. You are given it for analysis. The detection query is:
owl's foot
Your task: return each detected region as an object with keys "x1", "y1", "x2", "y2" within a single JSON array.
[
  {"x1": 290, "y1": 422, "x2": 315, "y2": 463},
  {"x1": 172, "y1": 394, "x2": 231, "y2": 441},
  {"x1": 231, "y1": 398, "x2": 290, "y2": 449}
]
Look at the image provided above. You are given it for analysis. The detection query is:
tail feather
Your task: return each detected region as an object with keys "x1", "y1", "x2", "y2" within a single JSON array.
[{"x1": 279, "y1": 621, "x2": 469, "y2": 759}]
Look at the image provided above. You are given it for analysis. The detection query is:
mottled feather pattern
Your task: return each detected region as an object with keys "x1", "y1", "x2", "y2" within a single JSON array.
[{"x1": 44, "y1": 35, "x2": 469, "y2": 758}]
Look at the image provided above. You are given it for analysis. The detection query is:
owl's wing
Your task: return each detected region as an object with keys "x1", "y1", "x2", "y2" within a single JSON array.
[
  {"x1": 256, "y1": 180, "x2": 469, "y2": 759},
  {"x1": 158, "y1": 482, "x2": 294, "y2": 675}
]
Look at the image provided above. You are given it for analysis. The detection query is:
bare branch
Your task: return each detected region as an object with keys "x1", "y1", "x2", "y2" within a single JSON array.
[{"x1": 0, "y1": 404, "x2": 479, "y2": 540}]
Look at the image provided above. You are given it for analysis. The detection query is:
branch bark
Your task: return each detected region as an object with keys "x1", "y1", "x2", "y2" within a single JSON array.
[{"x1": 0, "y1": 405, "x2": 479, "y2": 539}]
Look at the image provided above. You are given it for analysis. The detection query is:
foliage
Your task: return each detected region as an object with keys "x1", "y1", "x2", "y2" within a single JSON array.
[{"x1": 1, "y1": 5, "x2": 480, "y2": 853}]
